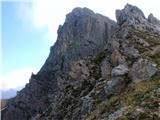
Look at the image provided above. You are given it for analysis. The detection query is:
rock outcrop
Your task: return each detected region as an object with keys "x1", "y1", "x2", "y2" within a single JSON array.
[
  {"x1": 2, "y1": 4, "x2": 160, "y2": 120},
  {"x1": 116, "y1": 4, "x2": 146, "y2": 26},
  {"x1": 148, "y1": 13, "x2": 160, "y2": 27}
]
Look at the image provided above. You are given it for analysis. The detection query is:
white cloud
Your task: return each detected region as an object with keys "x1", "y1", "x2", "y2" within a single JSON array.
[
  {"x1": 16, "y1": 2, "x2": 32, "y2": 25},
  {"x1": 31, "y1": 0, "x2": 76, "y2": 43},
  {"x1": 30, "y1": 0, "x2": 125, "y2": 42},
  {"x1": 16, "y1": 0, "x2": 160, "y2": 43},
  {"x1": 0, "y1": 68, "x2": 38, "y2": 91}
]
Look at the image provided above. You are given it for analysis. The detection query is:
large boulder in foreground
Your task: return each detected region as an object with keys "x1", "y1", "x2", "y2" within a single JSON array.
[{"x1": 129, "y1": 58, "x2": 157, "y2": 82}]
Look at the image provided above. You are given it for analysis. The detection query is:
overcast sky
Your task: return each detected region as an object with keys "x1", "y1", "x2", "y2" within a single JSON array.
[{"x1": 1, "y1": 0, "x2": 160, "y2": 93}]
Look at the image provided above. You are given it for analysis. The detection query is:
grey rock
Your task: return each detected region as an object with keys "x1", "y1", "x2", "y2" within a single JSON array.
[
  {"x1": 111, "y1": 64, "x2": 129, "y2": 76},
  {"x1": 116, "y1": 4, "x2": 146, "y2": 26},
  {"x1": 138, "y1": 38, "x2": 150, "y2": 47},
  {"x1": 104, "y1": 76, "x2": 125, "y2": 97},
  {"x1": 100, "y1": 58, "x2": 112, "y2": 79},
  {"x1": 147, "y1": 63, "x2": 158, "y2": 77},
  {"x1": 81, "y1": 95, "x2": 92, "y2": 116},
  {"x1": 149, "y1": 45, "x2": 160, "y2": 56},
  {"x1": 3, "y1": 4, "x2": 160, "y2": 120},
  {"x1": 104, "y1": 80, "x2": 117, "y2": 96},
  {"x1": 40, "y1": 7, "x2": 117, "y2": 73},
  {"x1": 3, "y1": 8, "x2": 117, "y2": 119},
  {"x1": 123, "y1": 45, "x2": 140, "y2": 59},
  {"x1": 148, "y1": 13, "x2": 160, "y2": 27},
  {"x1": 129, "y1": 59, "x2": 157, "y2": 82},
  {"x1": 109, "y1": 39, "x2": 120, "y2": 51},
  {"x1": 69, "y1": 60, "x2": 89, "y2": 80},
  {"x1": 107, "y1": 110, "x2": 123, "y2": 120},
  {"x1": 111, "y1": 50, "x2": 126, "y2": 66}
]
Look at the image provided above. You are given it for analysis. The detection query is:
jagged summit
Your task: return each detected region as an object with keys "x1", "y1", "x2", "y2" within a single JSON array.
[
  {"x1": 148, "y1": 13, "x2": 160, "y2": 27},
  {"x1": 116, "y1": 3, "x2": 160, "y2": 28},
  {"x1": 2, "y1": 4, "x2": 160, "y2": 120},
  {"x1": 39, "y1": 7, "x2": 116, "y2": 73},
  {"x1": 116, "y1": 4, "x2": 146, "y2": 25},
  {"x1": 66, "y1": 7, "x2": 94, "y2": 19}
]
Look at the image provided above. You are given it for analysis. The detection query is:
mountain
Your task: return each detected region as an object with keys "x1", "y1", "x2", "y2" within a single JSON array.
[
  {"x1": 2, "y1": 4, "x2": 160, "y2": 120},
  {"x1": 1, "y1": 89, "x2": 17, "y2": 99},
  {"x1": 1, "y1": 86, "x2": 24, "y2": 99}
]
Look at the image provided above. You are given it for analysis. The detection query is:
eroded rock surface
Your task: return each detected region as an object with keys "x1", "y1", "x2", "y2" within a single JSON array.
[
  {"x1": 148, "y1": 13, "x2": 160, "y2": 27},
  {"x1": 2, "y1": 4, "x2": 160, "y2": 120}
]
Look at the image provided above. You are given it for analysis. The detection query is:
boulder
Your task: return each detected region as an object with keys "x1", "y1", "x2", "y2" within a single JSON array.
[
  {"x1": 129, "y1": 59, "x2": 157, "y2": 82},
  {"x1": 100, "y1": 58, "x2": 112, "y2": 79},
  {"x1": 111, "y1": 50, "x2": 126, "y2": 66},
  {"x1": 81, "y1": 95, "x2": 92, "y2": 116},
  {"x1": 111, "y1": 64, "x2": 129, "y2": 76},
  {"x1": 104, "y1": 76, "x2": 125, "y2": 97},
  {"x1": 107, "y1": 110, "x2": 123, "y2": 120},
  {"x1": 123, "y1": 45, "x2": 140, "y2": 59}
]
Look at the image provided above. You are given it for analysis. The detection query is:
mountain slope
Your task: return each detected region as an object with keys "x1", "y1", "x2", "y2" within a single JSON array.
[{"x1": 2, "y1": 4, "x2": 160, "y2": 120}]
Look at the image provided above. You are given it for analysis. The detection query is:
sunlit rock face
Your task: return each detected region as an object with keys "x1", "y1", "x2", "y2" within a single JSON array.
[{"x1": 2, "y1": 4, "x2": 160, "y2": 120}]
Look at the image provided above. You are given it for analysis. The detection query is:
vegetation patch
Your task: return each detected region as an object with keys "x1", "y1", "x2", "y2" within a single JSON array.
[
  {"x1": 150, "y1": 53, "x2": 160, "y2": 68},
  {"x1": 120, "y1": 75, "x2": 160, "y2": 107},
  {"x1": 84, "y1": 73, "x2": 160, "y2": 120}
]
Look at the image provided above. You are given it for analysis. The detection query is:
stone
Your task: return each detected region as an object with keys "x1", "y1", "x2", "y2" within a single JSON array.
[
  {"x1": 107, "y1": 110, "x2": 123, "y2": 120},
  {"x1": 68, "y1": 60, "x2": 89, "y2": 80},
  {"x1": 81, "y1": 95, "x2": 92, "y2": 116},
  {"x1": 100, "y1": 58, "x2": 112, "y2": 79},
  {"x1": 149, "y1": 45, "x2": 160, "y2": 56},
  {"x1": 104, "y1": 76, "x2": 125, "y2": 97},
  {"x1": 109, "y1": 39, "x2": 120, "y2": 51},
  {"x1": 123, "y1": 46, "x2": 140, "y2": 59},
  {"x1": 146, "y1": 63, "x2": 157, "y2": 77},
  {"x1": 138, "y1": 38, "x2": 150, "y2": 47},
  {"x1": 116, "y1": 4, "x2": 146, "y2": 26},
  {"x1": 129, "y1": 59, "x2": 158, "y2": 82},
  {"x1": 148, "y1": 13, "x2": 160, "y2": 27},
  {"x1": 111, "y1": 50, "x2": 126, "y2": 66},
  {"x1": 111, "y1": 64, "x2": 129, "y2": 76}
]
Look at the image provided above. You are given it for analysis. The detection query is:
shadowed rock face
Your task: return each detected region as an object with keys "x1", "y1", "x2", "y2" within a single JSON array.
[
  {"x1": 39, "y1": 7, "x2": 116, "y2": 73},
  {"x1": 2, "y1": 4, "x2": 160, "y2": 120}
]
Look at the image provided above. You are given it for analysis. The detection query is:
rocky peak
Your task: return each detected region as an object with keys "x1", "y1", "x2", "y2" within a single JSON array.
[
  {"x1": 2, "y1": 4, "x2": 160, "y2": 120},
  {"x1": 65, "y1": 7, "x2": 94, "y2": 22},
  {"x1": 40, "y1": 7, "x2": 117, "y2": 73},
  {"x1": 148, "y1": 13, "x2": 160, "y2": 27},
  {"x1": 116, "y1": 4, "x2": 146, "y2": 26}
]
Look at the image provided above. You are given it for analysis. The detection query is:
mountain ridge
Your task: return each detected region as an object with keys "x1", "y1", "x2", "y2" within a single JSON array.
[{"x1": 2, "y1": 4, "x2": 160, "y2": 120}]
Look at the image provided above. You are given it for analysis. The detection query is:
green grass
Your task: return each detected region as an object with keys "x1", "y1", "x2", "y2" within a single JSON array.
[{"x1": 151, "y1": 53, "x2": 160, "y2": 68}]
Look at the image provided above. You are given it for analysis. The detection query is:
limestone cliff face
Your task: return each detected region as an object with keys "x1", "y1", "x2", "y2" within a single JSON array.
[{"x1": 2, "y1": 4, "x2": 160, "y2": 120}]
